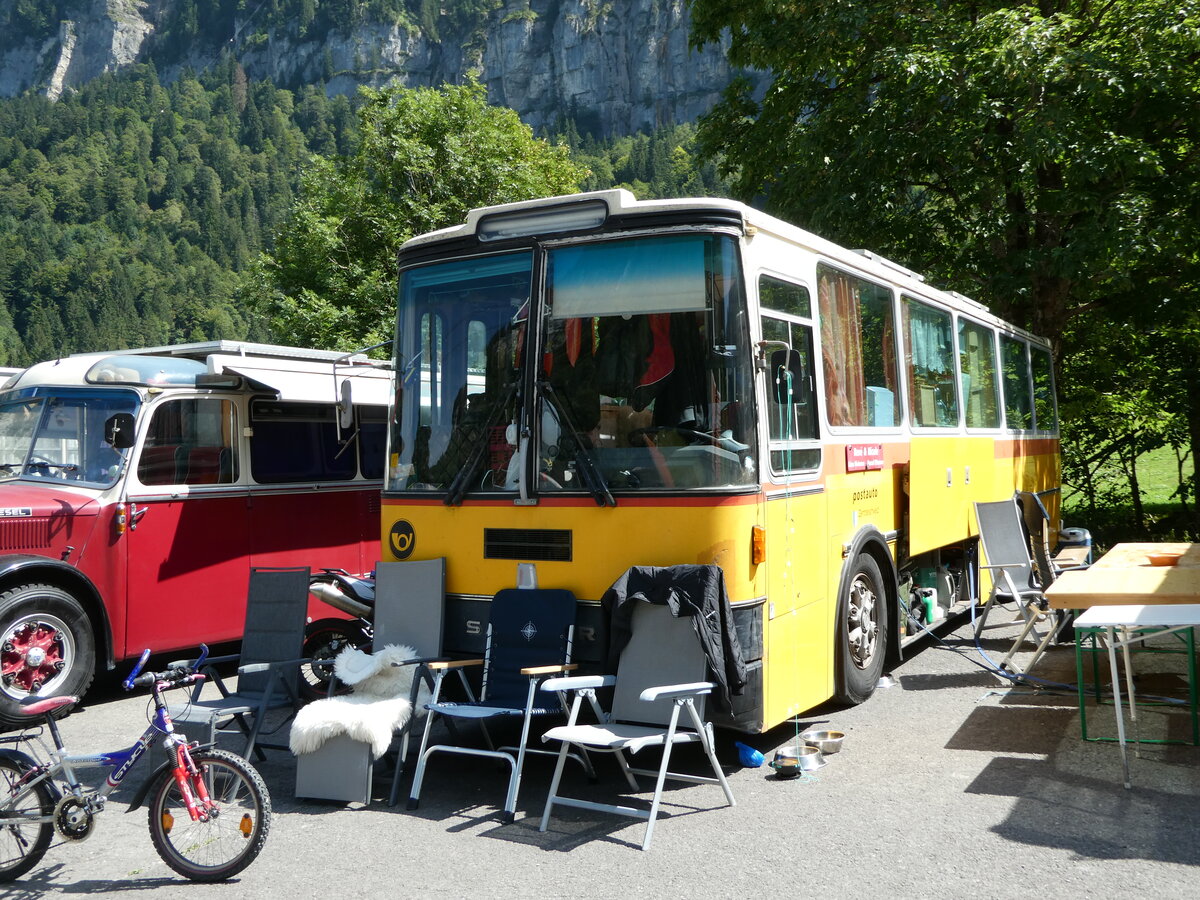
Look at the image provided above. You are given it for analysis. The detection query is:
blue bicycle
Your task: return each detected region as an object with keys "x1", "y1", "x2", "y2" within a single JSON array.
[{"x1": 0, "y1": 645, "x2": 271, "y2": 882}]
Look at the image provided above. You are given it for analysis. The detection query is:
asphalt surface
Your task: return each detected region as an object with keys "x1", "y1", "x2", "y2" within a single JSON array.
[{"x1": 5, "y1": 614, "x2": 1200, "y2": 899}]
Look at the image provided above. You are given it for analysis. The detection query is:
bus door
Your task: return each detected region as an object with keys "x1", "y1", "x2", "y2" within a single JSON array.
[{"x1": 124, "y1": 395, "x2": 250, "y2": 654}]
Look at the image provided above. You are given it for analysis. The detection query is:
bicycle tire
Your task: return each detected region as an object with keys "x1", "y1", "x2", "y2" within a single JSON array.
[
  {"x1": 146, "y1": 748, "x2": 271, "y2": 882},
  {"x1": 0, "y1": 757, "x2": 54, "y2": 881}
]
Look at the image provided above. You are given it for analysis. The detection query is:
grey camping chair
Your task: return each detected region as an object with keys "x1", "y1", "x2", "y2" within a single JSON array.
[
  {"x1": 537, "y1": 601, "x2": 736, "y2": 851},
  {"x1": 359, "y1": 558, "x2": 468, "y2": 805},
  {"x1": 1015, "y1": 490, "x2": 1090, "y2": 642},
  {"x1": 973, "y1": 499, "x2": 1062, "y2": 679},
  {"x1": 171, "y1": 566, "x2": 311, "y2": 759},
  {"x1": 299, "y1": 557, "x2": 458, "y2": 806},
  {"x1": 1016, "y1": 489, "x2": 1091, "y2": 581},
  {"x1": 406, "y1": 587, "x2": 587, "y2": 823}
]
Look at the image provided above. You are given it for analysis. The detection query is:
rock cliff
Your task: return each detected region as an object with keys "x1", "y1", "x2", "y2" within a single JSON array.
[{"x1": 0, "y1": 0, "x2": 758, "y2": 136}]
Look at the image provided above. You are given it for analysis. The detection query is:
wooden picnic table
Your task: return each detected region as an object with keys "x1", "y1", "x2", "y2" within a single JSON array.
[{"x1": 1045, "y1": 542, "x2": 1200, "y2": 609}]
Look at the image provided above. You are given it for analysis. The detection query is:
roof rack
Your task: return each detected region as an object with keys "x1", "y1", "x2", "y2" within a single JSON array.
[
  {"x1": 69, "y1": 340, "x2": 387, "y2": 367},
  {"x1": 850, "y1": 249, "x2": 925, "y2": 283}
]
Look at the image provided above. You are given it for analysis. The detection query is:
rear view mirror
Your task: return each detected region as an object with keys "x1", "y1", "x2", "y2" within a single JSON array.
[
  {"x1": 104, "y1": 413, "x2": 136, "y2": 449},
  {"x1": 338, "y1": 380, "x2": 354, "y2": 430},
  {"x1": 770, "y1": 349, "x2": 805, "y2": 404}
]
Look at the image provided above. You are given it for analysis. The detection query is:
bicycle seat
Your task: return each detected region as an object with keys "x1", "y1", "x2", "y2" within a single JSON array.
[{"x1": 18, "y1": 695, "x2": 78, "y2": 716}]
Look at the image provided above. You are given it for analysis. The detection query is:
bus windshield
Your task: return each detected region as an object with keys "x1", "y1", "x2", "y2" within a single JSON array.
[
  {"x1": 389, "y1": 232, "x2": 757, "y2": 496},
  {"x1": 0, "y1": 390, "x2": 140, "y2": 488}
]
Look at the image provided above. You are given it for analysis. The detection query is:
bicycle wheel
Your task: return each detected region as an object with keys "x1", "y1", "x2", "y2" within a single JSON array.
[
  {"x1": 0, "y1": 757, "x2": 53, "y2": 881},
  {"x1": 147, "y1": 748, "x2": 271, "y2": 882}
]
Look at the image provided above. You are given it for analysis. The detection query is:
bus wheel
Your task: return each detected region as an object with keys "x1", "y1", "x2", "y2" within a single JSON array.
[
  {"x1": 0, "y1": 584, "x2": 95, "y2": 729},
  {"x1": 835, "y1": 554, "x2": 888, "y2": 706}
]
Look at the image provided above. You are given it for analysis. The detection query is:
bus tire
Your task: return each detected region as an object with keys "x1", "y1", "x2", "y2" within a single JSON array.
[
  {"x1": 835, "y1": 554, "x2": 888, "y2": 706},
  {"x1": 0, "y1": 584, "x2": 95, "y2": 729}
]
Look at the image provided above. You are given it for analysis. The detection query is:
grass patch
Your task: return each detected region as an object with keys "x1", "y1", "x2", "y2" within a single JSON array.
[{"x1": 1063, "y1": 445, "x2": 1196, "y2": 551}]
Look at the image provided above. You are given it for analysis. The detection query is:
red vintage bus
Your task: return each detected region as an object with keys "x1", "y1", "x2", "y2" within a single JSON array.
[{"x1": 0, "y1": 341, "x2": 389, "y2": 727}]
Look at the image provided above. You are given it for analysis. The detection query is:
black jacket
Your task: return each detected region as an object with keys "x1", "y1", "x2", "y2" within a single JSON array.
[{"x1": 601, "y1": 564, "x2": 746, "y2": 711}]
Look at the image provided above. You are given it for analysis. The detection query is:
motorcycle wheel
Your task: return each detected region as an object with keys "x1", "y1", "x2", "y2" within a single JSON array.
[{"x1": 300, "y1": 620, "x2": 369, "y2": 701}]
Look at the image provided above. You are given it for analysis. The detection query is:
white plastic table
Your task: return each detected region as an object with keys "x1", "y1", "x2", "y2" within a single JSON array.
[{"x1": 1073, "y1": 603, "x2": 1200, "y2": 788}]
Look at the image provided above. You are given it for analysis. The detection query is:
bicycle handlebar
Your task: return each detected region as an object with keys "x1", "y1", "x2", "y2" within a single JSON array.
[
  {"x1": 121, "y1": 644, "x2": 210, "y2": 691},
  {"x1": 121, "y1": 649, "x2": 152, "y2": 690}
]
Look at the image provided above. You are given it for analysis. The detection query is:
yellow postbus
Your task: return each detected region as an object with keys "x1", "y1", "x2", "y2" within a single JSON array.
[{"x1": 381, "y1": 190, "x2": 1060, "y2": 733}]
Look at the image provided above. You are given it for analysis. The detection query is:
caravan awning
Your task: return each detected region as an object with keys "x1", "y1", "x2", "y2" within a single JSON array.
[{"x1": 210, "y1": 357, "x2": 392, "y2": 407}]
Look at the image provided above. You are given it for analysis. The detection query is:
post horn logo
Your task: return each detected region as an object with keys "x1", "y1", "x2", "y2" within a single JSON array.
[{"x1": 389, "y1": 520, "x2": 416, "y2": 560}]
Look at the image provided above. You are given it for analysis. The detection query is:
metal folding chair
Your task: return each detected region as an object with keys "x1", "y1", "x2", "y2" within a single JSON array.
[
  {"x1": 538, "y1": 601, "x2": 735, "y2": 851},
  {"x1": 974, "y1": 499, "x2": 1061, "y2": 679},
  {"x1": 171, "y1": 566, "x2": 310, "y2": 759}
]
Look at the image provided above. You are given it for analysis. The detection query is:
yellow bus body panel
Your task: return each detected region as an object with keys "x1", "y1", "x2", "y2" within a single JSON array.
[
  {"x1": 380, "y1": 497, "x2": 764, "y2": 604},
  {"x1": 759, "y1": 488, "x2": 832, "y2": 722}
]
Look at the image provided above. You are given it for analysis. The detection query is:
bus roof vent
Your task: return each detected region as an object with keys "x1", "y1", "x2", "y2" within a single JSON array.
[
  {"x1": 484, "y1": 528, "x2": 572, "y2": 562},
  {"x1": 851, "y1": 249, "x2": 925, "y2": 283}
]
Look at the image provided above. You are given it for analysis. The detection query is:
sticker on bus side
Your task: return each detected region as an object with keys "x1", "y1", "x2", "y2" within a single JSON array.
[
  {"x1": 845, "y1": 444, "x2": 884, "y2": 472},
  {"x1": 389, "y1": 519, "x2": 415, "y2": 559}
]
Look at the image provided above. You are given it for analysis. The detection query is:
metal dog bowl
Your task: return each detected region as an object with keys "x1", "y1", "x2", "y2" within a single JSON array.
[
  {"x1": 800, "y1": 730, "x2": 845, "y2": 754},
  {"x1": 769, "y1": 745, "x2": 825, "y2": 777}
]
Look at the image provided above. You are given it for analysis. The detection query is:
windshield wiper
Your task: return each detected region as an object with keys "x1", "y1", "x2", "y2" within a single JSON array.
[
  {"x1": 26, "y1": 461, "x2": 79, "y2": 472},
  {"x1": 538, "y1": 382, "x2": 615, "y2": 508},
  {"x1": 444, "y1": 384, "x2": 517, "y2": 507}
]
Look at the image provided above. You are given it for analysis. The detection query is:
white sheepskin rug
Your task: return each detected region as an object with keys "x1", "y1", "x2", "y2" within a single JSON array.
[{"x1": 289, "y1": 644, "x2": 419, "y2": 758}]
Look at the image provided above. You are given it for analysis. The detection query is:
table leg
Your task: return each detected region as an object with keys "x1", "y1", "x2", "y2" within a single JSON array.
[
  {"x1": 1120, "y1": 626, "x2": 1140, "y2": 757},
  {"x1": 1105, "y1": 626, "x2": 1132, "y2": 789}
]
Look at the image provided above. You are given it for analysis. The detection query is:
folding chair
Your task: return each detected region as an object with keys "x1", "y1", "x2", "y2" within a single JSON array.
[
  {"x1": 973, "y1": 499, "x2": 1061, "y2": 678},
  {"x1": 372, "y1": 558, "x2": 472, "y2": 805},
  {"x1": 1016, "y1": 490, "x2": 1090, "y2": 643},
  {"x1": 1016, "y1": 490, "x2": 1091, "y2": 579},
  {"x1": 406, "y1": 587, "x2": 586, "y2": 823},
  {"x1": 171, "y1": 566, "x2": 310, "y2": 759},
  {"x1": 538, "y1": 601, "x2": 735, "y2": 851}
]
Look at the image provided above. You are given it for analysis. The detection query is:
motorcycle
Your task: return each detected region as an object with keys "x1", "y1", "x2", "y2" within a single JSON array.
[{"x1": 301, "y1": 569, "x2": 376, "y2": 700}]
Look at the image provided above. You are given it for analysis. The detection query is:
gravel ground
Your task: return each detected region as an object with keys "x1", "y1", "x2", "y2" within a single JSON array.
[{"x1": 5, "y1": 614, "x2": 1200, "y2": 899}]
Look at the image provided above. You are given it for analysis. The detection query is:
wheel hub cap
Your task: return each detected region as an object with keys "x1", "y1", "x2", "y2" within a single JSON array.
[{"x1": 2, "y1": 620, "x2": 67, "y2": 694}]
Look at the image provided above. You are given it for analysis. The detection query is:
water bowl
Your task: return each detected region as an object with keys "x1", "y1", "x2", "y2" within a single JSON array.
[
  {"x1": 799, "y1": 730, "x2": 845, "y2": 754},
  {"x1": 769, "y1": 745, "x2": 825, "y2": 778}
]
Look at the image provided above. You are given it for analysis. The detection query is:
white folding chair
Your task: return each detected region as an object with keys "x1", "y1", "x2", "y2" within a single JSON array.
[{"x1": 538, "y1": 601, "x2": 735, "y2": 851}]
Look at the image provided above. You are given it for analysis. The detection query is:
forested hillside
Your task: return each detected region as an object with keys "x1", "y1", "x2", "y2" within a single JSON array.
[{"x1": 0, "y1": 60, "x2": 727, "y2": 367}]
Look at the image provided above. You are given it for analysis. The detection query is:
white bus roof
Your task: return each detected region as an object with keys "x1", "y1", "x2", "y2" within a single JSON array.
[
  {"x1": 74, "y1": 340, "x2": 386, "y2": 366},
  {"x1": 3, "y1": 342, "x2": 392, "y2": 407},
  {"x1": 400, "y1": 190, "x2": 1049, "y2": 346}
]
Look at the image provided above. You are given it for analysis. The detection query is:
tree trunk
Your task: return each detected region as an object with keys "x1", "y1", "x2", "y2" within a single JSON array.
[{"x1": 1187, "y1": 372, "x2": 1200, "y2": 535}]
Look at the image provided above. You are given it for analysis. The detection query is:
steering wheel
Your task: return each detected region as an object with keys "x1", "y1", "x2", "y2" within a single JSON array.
[{"x1": 626, "y1": 426, "x2": 723, "y2": 448}]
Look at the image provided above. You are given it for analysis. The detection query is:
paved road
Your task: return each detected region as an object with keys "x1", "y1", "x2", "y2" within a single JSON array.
[{"x1": 5, "y1": 616, "x2": 1200, "y2": 898}]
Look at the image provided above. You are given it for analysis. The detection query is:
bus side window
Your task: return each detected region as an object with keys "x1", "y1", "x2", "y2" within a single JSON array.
[
  {"x1": 1030, "y1": 345, "x2": 1057, "y2": 432},
  {"x1": 138, "y1": 398, "x2": 237, "y2": 486},
  {"x1": 902, "y1": 296, "x2": 959, "y2": 428},
  {"x1": 250, "y1": 400, "x2": 354, "y2": 483},
  {"x1": 817, "y1": 264, "x2": 899, "y2": 428},
  {"x1": 358, "y1": 405, "x2": 388, "y2": 479},
  {"x1": 1000, "y1": 336, "x2": 1033, "y2": 431},
  {"x1": 958, "y1": 319, "x2": 1000, "y2": 428},
  {"x1": 761, "y1": 307, "x2": 820, "y2": 473}
]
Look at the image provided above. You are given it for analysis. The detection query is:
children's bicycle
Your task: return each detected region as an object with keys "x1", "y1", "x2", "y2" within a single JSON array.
[{"x1": 0, "y1": 645, "x2": 271, "y2": 882}]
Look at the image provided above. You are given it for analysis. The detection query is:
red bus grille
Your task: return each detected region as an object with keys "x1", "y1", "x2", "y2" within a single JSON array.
[{"x1": 0, "y1": 518, "x2": 52, "y2": 550}]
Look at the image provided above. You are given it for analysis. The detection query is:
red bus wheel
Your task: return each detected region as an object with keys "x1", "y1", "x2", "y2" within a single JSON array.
[{"x1": 0, "y1": 584, "x2": 95, "y2": 729}]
